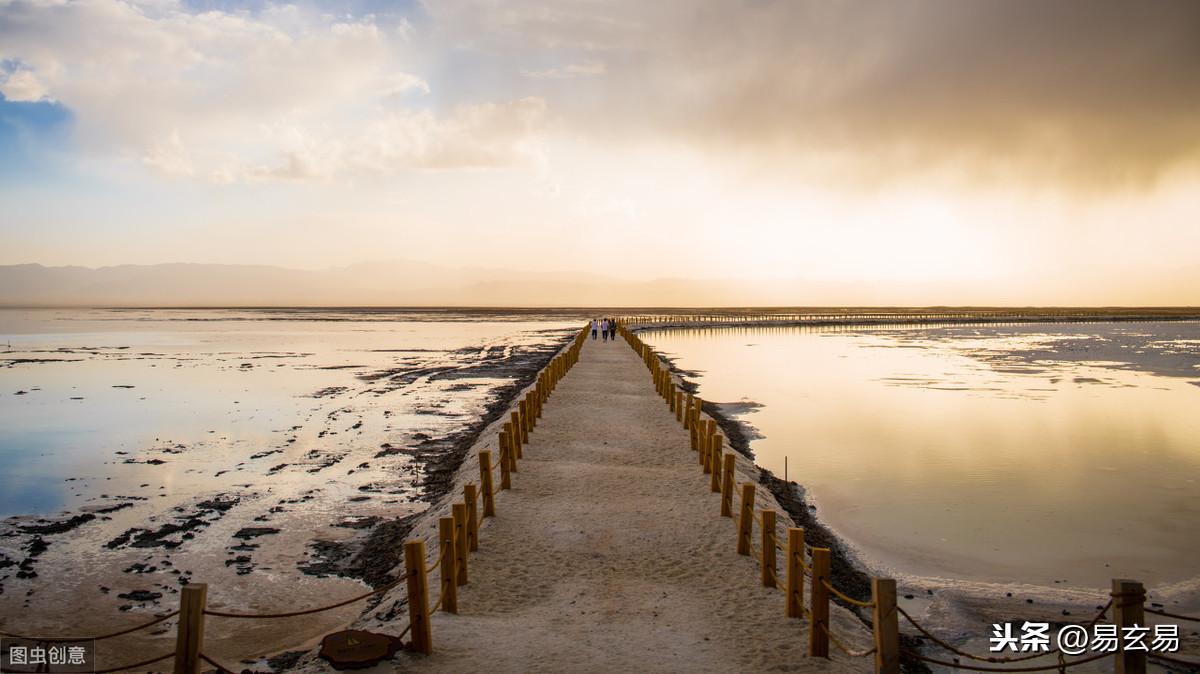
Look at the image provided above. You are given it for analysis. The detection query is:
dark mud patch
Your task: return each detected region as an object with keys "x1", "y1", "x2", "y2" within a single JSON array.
[
  {"x1": 17, "y1": 513, "x2": 96, "y2": 535},
  {"x1": 1, "y1": 357, "x2": 85, "y2": 367},
  {"x1": 85, "y1": 502, "x2": 135, "y2": 515},
  {"x1": 266, "y1": 649, "x2": 309, "y2": 672},
  {"x1": 117, "y1": 589, "x2": 162, "y2": 602},
  {"x1": 106, "y1": 494, "x2": 240, "y2": 550},
  {"x1": 299, "y1": 512, "x2": 419, "y2": 588},
  {"x1": 302, "y1": 331, "x2": 575, "y2": 591},
  {"x1": 233, "y1": 527, "x2": 280, "y2": 540}
]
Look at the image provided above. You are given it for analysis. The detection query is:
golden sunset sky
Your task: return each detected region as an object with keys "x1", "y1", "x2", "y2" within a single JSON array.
[{"x1": 1, "y1": 1, "x2": 1198, "y2": 305}]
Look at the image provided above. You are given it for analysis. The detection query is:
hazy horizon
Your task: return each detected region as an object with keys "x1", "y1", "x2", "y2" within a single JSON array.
[
  {"x1": 4, "y1": 1, "x2": 1200, "y2": 305},
  {"x1": 3, "y1": 260, "x2": 1199, "y2": 308}
]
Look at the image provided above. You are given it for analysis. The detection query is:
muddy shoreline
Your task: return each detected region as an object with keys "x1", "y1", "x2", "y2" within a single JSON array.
[{"x1": 296, "y1": 333, "x2": 577, "y2": 592}]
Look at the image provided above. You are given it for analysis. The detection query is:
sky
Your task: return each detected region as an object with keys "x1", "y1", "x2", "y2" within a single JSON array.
[{"x1": 1, "y1": 0, "x2": 1199, "y2": 305}]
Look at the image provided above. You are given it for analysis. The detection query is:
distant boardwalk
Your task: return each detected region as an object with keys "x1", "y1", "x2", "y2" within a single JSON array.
[{"x1": 385, "y1": 335, "x2": 868, "y2": 673}]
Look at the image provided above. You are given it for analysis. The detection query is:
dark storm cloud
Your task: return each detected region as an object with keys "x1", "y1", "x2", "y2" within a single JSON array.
[{"x1": 436, "y1": 0, "x2": 1200, "y2": 184}]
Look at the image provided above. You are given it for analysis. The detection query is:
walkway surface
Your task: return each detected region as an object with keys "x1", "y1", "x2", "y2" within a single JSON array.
[{"x1": 390, "y1": 338, "x2": 867, "y2": 673}]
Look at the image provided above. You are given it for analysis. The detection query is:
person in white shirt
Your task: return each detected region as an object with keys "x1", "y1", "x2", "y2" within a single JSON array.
[
  {"x1": 601, "y1": 319, "x2": 610, "y2": 341},
  {"x1": 591, "y1": 318, "x2": 599, "y2": 340}
]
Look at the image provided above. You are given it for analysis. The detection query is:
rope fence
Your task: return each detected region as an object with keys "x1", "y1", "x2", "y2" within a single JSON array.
[
  {"x1": 0, "y1": 326, "x2": 591, "y2": 674},
  {"x1": 0, "y1": 610, "x2": 179, "y2": 643},
  {"x1": 618, "y1": 319, "x2": 1200, "y2": 673}
]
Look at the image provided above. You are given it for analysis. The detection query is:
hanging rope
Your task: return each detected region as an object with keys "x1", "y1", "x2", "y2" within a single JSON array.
[
  {"x1": 204, "y1": 571, "x2": 412, "y2": 619},
  {"x1": 425, "y1": 540, "x2": 451, "y2": 574},
  {"x1": 901, "y1": 649, "x2": 1110, "y2": 672},
  {"x1": 820, "y1": 578, "x2": 875, "y2": 608},
  {"x1": 200, "y1": 652, "x2": 237, "y2": 674},
  {"x1": 0, "y1": 610, "x2": 180, "y2": 643},
  {"x1": 1145, "y1": 607, "x2": 1200, "y2": 622},
  {"x1": 817, "y1": 619, "x2": 876, "y2": 658}
]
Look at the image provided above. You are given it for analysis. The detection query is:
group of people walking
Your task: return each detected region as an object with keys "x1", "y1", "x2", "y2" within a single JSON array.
[{"x1": 591, "y1": 317, "x2": 617, "y2": 341}]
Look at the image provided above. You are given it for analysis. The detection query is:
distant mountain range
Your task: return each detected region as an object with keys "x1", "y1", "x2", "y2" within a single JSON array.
[{"x1": 1, "y1": 262, "x2": 1196, "y2": 307}]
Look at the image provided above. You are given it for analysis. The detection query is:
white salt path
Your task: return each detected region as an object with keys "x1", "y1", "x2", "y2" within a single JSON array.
[{"x1": 341, "y1": 338, "x2": 871, "y2": 673}]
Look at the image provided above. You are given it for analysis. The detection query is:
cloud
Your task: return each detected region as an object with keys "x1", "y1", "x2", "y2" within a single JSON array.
[
  {"x1": 0, "y1": 63, "x2": 50, "y2": 102},
  {"x1": 3, "y1": 0, "x2": 1199, "y2": 187},
  {"x1": 521, "y1": 61, "x2": 606, "y2": 80},
  {"x1": 0, "y1": 0, "x2": 541, "y2": 180},
  {"x1": 428, "y1": 0, "x2": 1200, "y2": 187},
  {"x1": 211, "y1": 96, "x2": 547, "y2": 181}
]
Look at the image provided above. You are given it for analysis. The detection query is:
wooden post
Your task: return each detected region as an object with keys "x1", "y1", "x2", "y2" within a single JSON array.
[
  {"x1": 684, "y1": 394, "x2": 694, "y2": 429},
  {"x1": 737, "y1": 483, "x2": 755, "y2": 555},
  {"x1": 761, "y1": 510, "x2": 776, "y2": 588},
  {"x1": 509, "y1": 415, "x2": 524, "y2": 457},
  {"x1": 404, "y1": 540, "x2": 433, "y2": 655},
  {"x1": 173, "y1": 583, "x2": 207, "y2": 674},
  {"x1": 464, "y1": 484, "x2": 479, "y2": 552},
  {"x1": 809, "y1": 547, "x2": 831, "y2": 658},
  {"x1": 452, "y1": 503, "x2": 469, "y2": 585},
  {"x1": 872, "y1": 578, "x2": 900, "y2": 674},
  {"x1": 518, "y1": 399, "x2": 530, "y2": 441},
  {"x1": 669, "y1": 384, "x2": 676, "y2": 412},
  {"x1": 675, "y1": 392, "x2": 684, "y2": 423},
  {"x1": 480, "y1": 450, "x2": 496, "y2": 516},
  {"x1": 710, "y1": 435, "x2": 723, "y2": 492},
  {"x1": 1112, "y1": 578, "x2": 1146, "y2": 674},
  {"x1": 499, "y1": 437, "x2": 512, "y2": 490},
  {"x1": 786, "y1": 528, "x2": 805, "y2": 618},
  {"x1": 720, "y1": 453, "x2": 736, "y2": 517},
  {"x1": 438, "y1": 518, "x2": 457, "y2": 613}
]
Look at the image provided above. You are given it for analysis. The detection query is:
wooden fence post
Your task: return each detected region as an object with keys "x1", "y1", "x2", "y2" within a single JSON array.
[
  {"x1": 669, "y1": 384, "x2": 676, "y2": 412},
  {"x1": 508, "y1": 416, "x2": 523, "y2": 459},
  {"x1": 1112, "y1": 578, "x2": 1146, "y2": 674},
  {"x1": 499, "y1": 437, "x2": 512, "y2": 490},
  {"x1": 720, "y1": 453, "x2": 736, "y2": 517},
  {"x1": 173, "y1": 583, "x2": 207, "y2": 674},
  {"x1": 809, "y1": 547, "x2": 831, "y2": 658},
  {"x1": 464, "y1": 484, "x2": 479, "y2": 552},
  {"x1": 710, "y1": 435, "x2": 724, "y2": 492},
  {"x1": 404, "y1": 540, "x2": 433, "y2": 655},
  {"x1": 786, "y1": 528, "x2": 805, "y2": 618},
  {"x1": 684, "y1": 394, "x2": 694, "y2": 429},
  {"x1": 736, "y1": 483, "x2": 755, "y2": 554},
  {"x1": 761, "y1": 510, "x2": 776, "y2": 588},
  {"x1": 480, "y1": 450, "x2": 496, "y2": 516},
  {"x1": 675, "y1": 392, "x2": 684, "y2": 423},
  {"x1": 438, "y1": 518, "x2": 457, "y2": 613},
  {"x1": 518, "y1": 400, "x2": 530, "y2": 441},
  {"x1": 452, "y1": 503, "x2": 469, "y2": 585},
  {"x1": 872, "y1": 578, "x2": 899, "y2": 674}
]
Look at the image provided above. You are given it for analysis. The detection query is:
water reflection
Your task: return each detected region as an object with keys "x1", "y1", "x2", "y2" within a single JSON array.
[{"x1": 643, "y1": 322, "x2": 1200, "y2": 590}]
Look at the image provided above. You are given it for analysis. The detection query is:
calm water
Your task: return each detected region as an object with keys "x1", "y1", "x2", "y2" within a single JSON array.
[
  {"x1": 0, "y1": 308, "x2": 579, "y2": 517},
  {"x1": 643, "y1": 321, "x2": 1200, "y2": 591}
]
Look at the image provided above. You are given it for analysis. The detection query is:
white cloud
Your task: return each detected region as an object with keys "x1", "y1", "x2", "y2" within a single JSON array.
[
  {"x1": 0, "y1": 0, "x2": 542, "y2": 180},
  {"x1": 208, "y1": 96, "x2": 547, "y2": 181},
  {"x1": 521, "y1": 61, "x2": 606, "y2": 79},
  {"x1": 0, "y1": 65, "x2": 50, "y2": 101}
]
